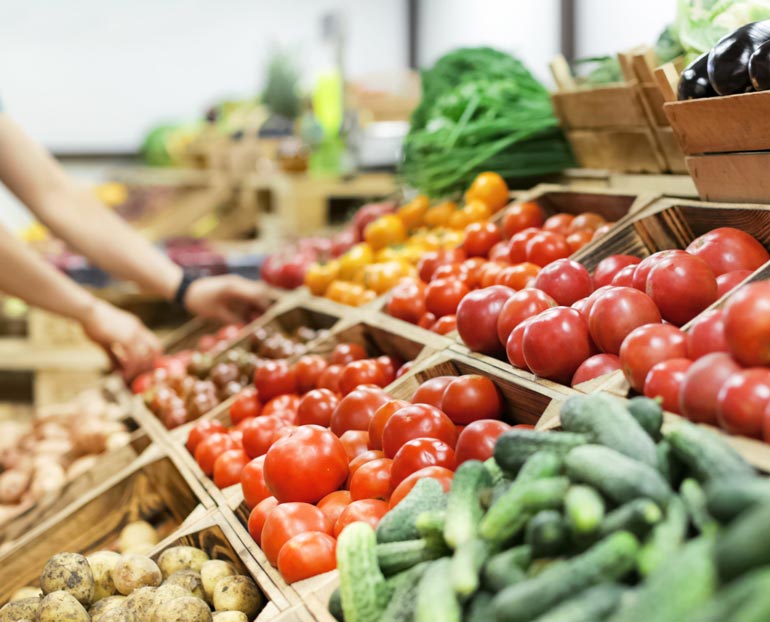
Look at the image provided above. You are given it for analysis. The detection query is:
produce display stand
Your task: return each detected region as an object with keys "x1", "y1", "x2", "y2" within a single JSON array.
[{"x1": 559, "y1": 168, "x2": 698, "y2": 197}]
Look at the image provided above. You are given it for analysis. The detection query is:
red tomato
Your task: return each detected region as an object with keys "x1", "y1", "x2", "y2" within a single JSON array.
[
  {"x1": 456, "y1": 286, "x2": 516, "y2": 356},
  {"x1": 686, "y1": 227, "x2": 770, "y2": 276},
  {"x1": 264, "y1": 425, "x2": 349, "y2": 503},
  {"x1": 488, "y1": 241, "x2": 513, "y2": 264},
  {"x1": 506, "y1": 317, "x2": 535, "y2": 370},
  {"x1": 646, "y1": 253, "x2": 718, "y2": 326},
  {"x1": 317, "y1": 490, "x2": 352, "y2": 525},
  {"x1": 441, "y1": 375, "x2": 503, "y2": 425},
  {"x1": 425, "y1": 278, "x2": 471, "y2": 318},
  {"x1": 381, "y1": 404, "x2": 458, "y2": 458},
  {"x1": 525, "y1": 231, "x2": 570, "y2": 267},
  {"x1": 479, "y1": 262, "x2": 507, "y2": 288},
  {"x1": 432, "y1": 263, "x2": 472, "y2": 286},
  {"x1": 415, "y1": 379, "x2": 468, "y2": 419},
  {"x1": 339, "y1": 360, "x2": 385, "y2": 395},
  {"x1": 432, "y1": 315, "x2": 457, "y2": 335},
  {"x1": 620, "y1": 324, "x2": 688, "y2": 392},
  {"x1": 294, "y1": 355, "x2": 328, "y2": 394},
  {"x1": 717, "y1": 368, "x2": 770, "y2": 438},
  {"x1": 632, "y1": 250, "x2": 687, "y2": 291},
  {"x1": 297, "y1": 389, "x2": 340, "y2": 427},
  {"x1": 679, "y1": 352, "x2": 741, "y2": 425},
  {"x1": 369, "y1": 400, "x2": 410, "y2": 450},
  {"x1": 254, "y1": 360, "x2": 297, "y2": 401},
  {"x1": 508, "y1": 228, "x2": 541, "y2": 263},
  {"x1": 389, "y1": 438, "x2": 455, "y2": 491},
  {"x1": 717, "y1": 270, "x2": 752, "y2": 297},
  {"x1": 277, "y1": 532, "x2": 337, "y2": 583},
  {"x1": 454, "y1": 420, "x2": 512, "y2": 465},
  {"x1": 389, "y1": 466, "x2": 454, "y2": 509},
  {"x1": 611, "y1": 264, "x2": 638, "y2": 287},
  {"x1": 686, "y1": 309, "x2": 728, "y2": 360},
  {"x1": 502, "y1": 202, "x2": 545, "y2": 238},
  {"x1": 330, "y1": 385, "x2": 390, "y2": 437},
  {"x1": 522, "y1": 307, "x2": 593, "y2": 383},
  {"x1": 263, "y1": 394, "x2": 301, "y2": 421},
  {"x1": 271, "y1": 425, "x2": 297, "y2": 446},
  {"x1": 330, "y1": 343, "x2": 368, "y2": 366},
  {"x1": 463, "y1": 222, "x2": 503, "y2": 257},
  {"x1": 496, "y1": 262, "x2": 541, "y2": 291},
  {"x1": 573, "y1": 285, "x2": 614, "y2": 321},
  {"x1": 533, "y1": 259, "x2": 593, "y2": 306},
  {"x1": 588, "y1": 287, "x2": 662, "y2": 355},
  {"x1": 643, "y1": 358, "x2": 692, "y2": 414},
  {"x1": 569, "y1": 212, "x2": 606, "y2": 234},
  {"x1": 396, "y1": 361, "x2": 414, "y2": 379},
  {"x1": 339, "y1": 430, "x2": 370, "y2": 460},
  {"x1": 497, "y1": 288, "x2": 556, "y2": 345},
  {"x1": 247, "y1": 496, "x2": 278, "y2": 545},
  {"x1": 197, "y1": 334, "x2": 218, "y2": 352},
  {"x1": 593, "y1": 255, "x2": 642, "y2": 288},
  {"x1": 593, "y1": 223, "x2": 614, "y2": 240},
  {"x1": 387, "y1": 278, "x2": 427, "y2": 324},
  {"x1": 461, "y1": 257, "x2": 486, "y2": 287},
  {"x1": 195, "y1": 432, "x2": 236, "y2": 476},
  {"x1": 417, "y1": 249, "x2": 467, "y2": 282},
  {"x1": 241, "y1": 456, "x2": 272, "y2": 508},
  {"x1": 418, "y1": 312, "x2": 438, "y2": 330},
  {"x1": 723, "y1": 281, "x2": 770, "y2": 366},
  {"x1": 213, "y1": 448, "x2": 249, "y2": 489},
  {"x1": 186, "y1": 419, "x2": 227, "y2": 455},
  {"x1": 131, "y1": 372, "x2": 153, "y2": 395},
  {"x1": 543, "y1": 213, "x2": 574, "y2": 236},
  {"x1": 571, "y1": 353, "x2": 621, "y2": 387},
  {"x1": 229, "y1": 388, "x2": 262, "y2": 425},
  {"x1": 334, "y1": 499, "x2": 390, "y2": 536},
  {"x1": 261, "y1": 502, "x2": 332, "y2": 566},
  {"x1": 376, "y1": 356, "x2": 401, "y2": 386},
  {"x1": 566, "y1": 230, "x2": 594, "y2": 253},
  {"x1": 241, "y1": 416, "x2": 283, "y2": 459},
  {"x1": 350, "y1": 458, "x2": 393, "y2": 501},
  {"x1": 316, "y1": 364, "x2": 344, "y2": 393}
]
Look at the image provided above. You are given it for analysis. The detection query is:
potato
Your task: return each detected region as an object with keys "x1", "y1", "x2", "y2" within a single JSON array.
[
  {"x1": 163, "y1": 569, "x2": 206, "y2": 600},
  {"x1": 92, "y1": 607, "x2": 132, "y2": 622},
  {"x1": 28, "y1": 462, "x2": 66, "y2": 500},
  {"x1": 153, "y1": 596, "x2": 212, "y2": 622},
  {"x1": 212, "y1": 576, "x2": 262, "y2": 618},
  {"x1": 123, "y1": 585, "x2": 156, "y2": 621},
  {"x1": 9, "y1": 587, "x2": 41, "y2": 601},
  {"x1": 158, "y1": 546, "x2": 210, "y2": 577},
  {"x1": 200, "y1": 560, "x2": 236, "y2": 602},
  {"x1": 118, "y1": 521, "x2": 158, "y2": 554},
  {"x1": 0, "y1": 470, "x2": 30, "y2": 504},
  {"x1": 122, "y1": 542, "x2": 155, "y2": 556},
  {"x1": 40, "y1": 552, "x2": 94, "y2": 605},
  {"x1": 88, "y1": 594, "x2": 125, "y2": 618},
  {"x1": 111, "y1": 555, "x2": 162, "y2": 595},
  {"x1": 212, "y1": 612, "x2": 248, "y2": 622},
  {"x1": 87, "y1": 550, "x2": 121, "y2": 600},
  {"x1": 37, "y1": 590, "x2": 89, "y2": 622},
  {"x1": 0, "y1": 597, "x2": 39, "y2": 622},
  {"x1": 151, "y1": 583, "x2": 190, "y2": 614},
  {"x1": 106, "y1": 432, "x2": 132, "y2": 452}
]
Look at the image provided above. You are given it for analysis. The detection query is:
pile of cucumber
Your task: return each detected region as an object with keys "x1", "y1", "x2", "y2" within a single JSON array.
[{"x1": 329, "y1": 392, "x2": 770, "y2": 622}]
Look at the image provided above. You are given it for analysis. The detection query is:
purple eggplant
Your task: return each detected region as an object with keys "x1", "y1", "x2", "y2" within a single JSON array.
[
  {"x1": 708, "y1": 20, "x2": 770, "y2": 95},
  {"x1": 749, "y1": 38, "x2": 770, "y2": 90},
  {"x1": 678, "y1": 53, "x2": 717, "y2": 100}
]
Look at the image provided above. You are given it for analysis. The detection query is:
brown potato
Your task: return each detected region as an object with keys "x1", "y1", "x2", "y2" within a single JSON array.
[
  {"x1": 0, "y1": 597, "x2": 39, "y2": 622},
  {"x1": 88, "y1": 594, "x2": 125, "y2": 618},
  {"x1": 200, "y1": 560, "x2": 236, "y2": 602},
  {"x1": 8, "y1": 587, "x2": 41, "y2": 602},
  {"x1": 163, "y1": 569, "x2": 206, "y2": 600},
  {"x1": 157, "y1": 546, "x2": 210, "y2": 577},
  {"x1": 212, "y1": 576, "x2": 262, "y2": 619},
  {"x1": 28, "y1": 462, "x2": 66, "y2": 500},
  {"x1": 212, "y1": 612, "x2": 248, "y2": 622},
  {"x1": 151, "y1": 583, "x2": 191, "y2": 615},
  {"x1": 40, "y1": 552, "x2": 94, "y2": 605},
  {"x1": 153, "y1": 596, "x2": 212, "y2": 622},
  {"x1": 123, "y1": 585, "x2": 157, "y2": 621},
  {"x1": 92, "y1": 606, "x2": 132, "y2": 622},
  {"x1": 0, "y1": 470, "x2": 30, "y2": 504},
  {"x1": 111, "y1": 555, "x2": 162, "y2": 595},
  {"x1": 118, "y1": 521, "x2": 158, "y2": 554},
  {"x1": 87, "y1": 550, "x2": 121, "y2": 601},
  {"x1": 37, "y1": 590, "x2": 90, "y2": 622}
]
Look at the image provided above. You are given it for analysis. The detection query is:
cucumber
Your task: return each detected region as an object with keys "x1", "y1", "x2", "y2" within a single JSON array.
[
  {"x1": 451, "y1": 537, "x2": 495, "y2": 599},
  {"x1": 415, "y1": 558, "x2": 461, "y2": 622},
  {"x1": 627, "y1": 396, "x2": 663, "y2": 440},
  {"x1": 559, "y1": 393, "x2": 658, "y2": 467},
  {"x1": 680, "y1": 478, "x2": 718, "y2": 534},
  {"x1": 487, "y1": 477, "x2": 514, "y2": 507},
  {"x1": 494, "y1": 429, "x2": 588, "y2": 475},
  {"x1": 480, "y1": 477, "x2": 569, "y2": 544},
  {"x1": 637, "y1": 496, "x2": 687, "y2": 576},
  {"x1": 525, "y1": 510, "x2": 569, "y2": 558},
  {"x1": 328, "y1": 587, "x2": 344, "y2": 622},
  {"x1": 705, "y1": 477, "x2": 770, "y2": 523},
  {"x1": 609, "y1": 536, "x2": 716, "y2": 622},
  {"x1": 515, "y1": 451, "x2": 563, "y2": 483},
  {"x1": 716, "y1": 501, "x2": 770, "y2": 581},
  {"x1": 376, "y1": 539, "x2": 446, "y2": 576},
  {"x1": 484, "y1": 457, "x2": 504, "y2": 484},
  {"x1": 693, "y1": 567, "x2": 770, "y2": 622},
  {"x1": 655, "y1": 439, "x2": 684, "y2": 487},
  {"x1": 337, "y1": 522, "x2": 392, "y2": 622},
  {"x1": 380, "y1": 561, "x2": 430, "y2": 622},
  {"x1": 530, "y1": 583, "x2": 626, "y2": 622},
  {"x1": 565, "y1": 445, "x2": 672, "y2": 506},
  {"x1": 415, "y1": 510, "x2": 447, "y2": 546},
  {"x1": 482, "y1": 545, "x2": 531, "y2": 592},
  {"x1": 377, "y1": 477, "x2": 447, "y2": 543},
  {"x1": 565, "y1": 485, "x2": 605, "y2": 537},
  {"x1": 492, "y1": 531, "x2": 639, "y2": 622},
  {"x1": 665, "y1": 420, "x2": 755, "y2": 482},
  {"x1": 466, "y1": 591, "x2": 495, "y2": 622},
  {"x1": 599, "y1": 498, "x2": 662, "y2": 539},
  {"x1": 444, "y1": 460, "x2": 492, "y2": 549}
]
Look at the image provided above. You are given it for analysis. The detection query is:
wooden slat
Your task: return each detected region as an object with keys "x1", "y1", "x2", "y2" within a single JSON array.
[
  {"x1": 567, "y1": 128, "x2": 666, "y2": 173},
  {"x1": 686, "y1": 152, "x2": 770, "y2": 204},
  {"x1": 551, "y1": 84, "x2": 650, "y2": 129}
]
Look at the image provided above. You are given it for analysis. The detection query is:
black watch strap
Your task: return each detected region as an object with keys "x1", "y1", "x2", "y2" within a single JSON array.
[{"x1": 173, "y1": 273, "x2": 198, "y2": 310}]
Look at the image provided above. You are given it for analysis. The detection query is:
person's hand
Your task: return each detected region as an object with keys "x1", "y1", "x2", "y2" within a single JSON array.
[
  {"x1": 184, "y1": 275, "x2": 270, "y2": 324},
  {"x1": 80, "y1": 299, "x2": 160, "y2": 380}
]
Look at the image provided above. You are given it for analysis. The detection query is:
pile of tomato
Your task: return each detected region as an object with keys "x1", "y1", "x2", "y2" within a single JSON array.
[{"x1": 386, "y1": 200, "x2": 615, "y2": 336}]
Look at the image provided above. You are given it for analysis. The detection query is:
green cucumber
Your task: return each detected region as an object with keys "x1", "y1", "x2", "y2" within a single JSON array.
[
  {"x1": 560, "y1": 393, "x2": 658, "y2": 467},
  {"x1": 415, "y1": 510, "x2": 447, "y2": 544},
  {"x1": 627, "y1": 396, "x2": 663, "y2": 440},
  {"x1": 525, "y1": 510, "x2": 569, "y2": 558},
  {"x1": 565, "y1": 444, "x2": 672, "y2": 506},
  {"x1": 451, "y1": 537, "x2": 495, "y2": 599},
  {"x1": 376, "y1": 477, "x2": 447, "y2": 543},
  {"x1": 531, "y1": 583, "x2": 626, "y2": 622},
  {"x1": 599, "y1": 499, "x2": 662, "y2": 539},
  {"x1": 494, "y1": 429, "x2": 588, "y2": 475},
  {"x1": 665, "y1": 420, "x2": 755, "y2": 482},
  {"x1": 466, "y1": 591, "x2": 495, "y2": 622},
  {"x1": 376, "y1": 539, "x2": 446, "y2": 576},
  {"x1": 680, "y1": 478, "x2": 718, "y2": 534},
  {"x1": 482, "y1": 545, "x2": 531, "y2": 592},
  {"x1": 565, "y1": 485, "x2": 605, "y2": 537},
  {"x1": 492, "y1": 531, "x2": 639, "y2": 622},
  {"x1": 484, "y1": 457, "x2": 504, "y2": 484},
  {"x1": 444, "y1": 460, "x2": 492, "y2": 549},
  {"x1": 693, "y1": 568, "x2": 770, "y2": 622},
  {"x1": 379, "y1": 561, "x2": 430, "y2": 622},
  {"x1": 637, "y1": 496, "x2": 687, "y2": 576},
  {"x1": 337, "y1": 522, "x2": 392, "y2": 622},
  {"x1": 515, "y1": 451, "x2": 563, "y2": 483},
  {"x1": 480, "y1": 477, "x2": 569, "y2": 544},
  {"x1": 655, "y1": 439, "x2": 684, "y2": 487},
  {"x1": 716, "y1": 501, "x2": 770, "y2": 581},
  {"x1": 415, "y1": 558, "x2": 461, "y2": 622},
  {"x1": 328, "y1": 587, "x2": 344, "y2": 622},
  {"x1": 705, "y1": 477, "x2": 770, "y2": 523}
]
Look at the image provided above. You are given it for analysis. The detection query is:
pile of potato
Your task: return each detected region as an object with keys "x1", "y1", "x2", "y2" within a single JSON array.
[
  {"x1": 0, "y1": 544, "x2": 263, "y2": 622},
  {"x1": 0, "y1": 389, "x2": 131, "y2": 519}
]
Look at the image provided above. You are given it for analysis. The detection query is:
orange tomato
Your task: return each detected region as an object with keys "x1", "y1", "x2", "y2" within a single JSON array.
[
  {"x1": 305, "y1": 261, "x2": 340, "y2": 296},
  {"x1": 569, "y1": 212, "x2": 606, "y2": 234},
  {"x1": 424, "y1": 201, "x2": 457, "y2": 228},
  {"x1": 363, "y1": 261, "x2": 413, "y2": 294},
  {"x1": 496, "y1": 262, "x2": 541, "y2": 290},
  {"x1": 465, "y1": 172, "x2": 509, "y2": 213},
  {"x1": 449, "y1": 200, "x2": 491, "y2": 230},
  {"x1": 478, "y1": 262, "x2": 506, "y2": 288},
  {"x1": 397, "y1": 195, "x2": 430, "y2": 230},
  {"x1": 566, "y1": 230, "x2": 594, "y2": 253},
  {"x1": 502, "y1": 202, "x2": 546, "y2": 238},
  {"x1": 364, "y1": 215, "x2": 407, "y2": 251}
]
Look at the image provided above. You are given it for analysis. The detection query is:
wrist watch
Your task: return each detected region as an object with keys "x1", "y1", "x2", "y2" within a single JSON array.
[{"x1": 173, "y1": 273, "x2": 198, "y2": 311}]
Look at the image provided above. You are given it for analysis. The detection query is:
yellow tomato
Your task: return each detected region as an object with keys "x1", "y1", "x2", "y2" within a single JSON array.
[
  {"x1": 397, "y1": 194, "x2": 430, "y2": 230},
  {"x1": 363, "y1": 261, "x2": 411, "y2": 294},
  {"x1": 304, "y1": 260, "x2": 340, "y2": 296},
  {"x1": 440, "y1": 230, "x2": 465, "y2": 249},
  {"x1": 465, "y1": 171, "x2": 510, "y2": 213},
  {"x1": 338, "y1": 243, "x2": 374, "y2": 280},
  {"x1": 326, "y1": 280, "x2": 377, "y2": 306},
  {"x1": 402, "y1": 243, "x2": 429, "y2": 264},
  {"x1": 364, "y1": 214, "x2": 407, "y2": 251},
  {"x1": 423, "y1": 201, "x2": 457, "y2": 228},
  {"x1": 449, "y1": 200, "x2": 492, "y2": 229}
]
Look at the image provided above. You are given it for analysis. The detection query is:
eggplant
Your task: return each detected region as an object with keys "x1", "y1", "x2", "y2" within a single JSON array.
[
  {"x1": 749, "y1": 38, "x2": 770, "y2": 90},
  {"x1": 678, "y1": 53, "x2": 717, "y2": 100},
  {"x1": 708, "y1": 20, "x2": 770, "y2": 95}
]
